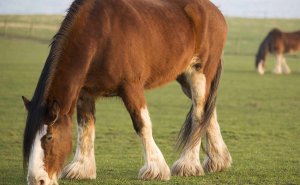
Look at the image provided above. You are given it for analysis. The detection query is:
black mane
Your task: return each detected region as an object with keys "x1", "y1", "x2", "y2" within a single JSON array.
[{"x1": 23, "y1": 0, "x2": 84, "y2": 168}]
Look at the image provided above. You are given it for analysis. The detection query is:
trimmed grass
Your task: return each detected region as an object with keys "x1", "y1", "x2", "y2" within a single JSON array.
[{"x1": 0, "y1": 17, "x2": 300, "y2": 184}]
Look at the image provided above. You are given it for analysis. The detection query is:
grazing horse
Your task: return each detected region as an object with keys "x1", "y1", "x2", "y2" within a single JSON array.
[
  {"x1": 255, "y1": 28, "x2": 300, "y2": 75},
  {"x1": 22, "y1": 0, "x2": 231, "y2": 184}
]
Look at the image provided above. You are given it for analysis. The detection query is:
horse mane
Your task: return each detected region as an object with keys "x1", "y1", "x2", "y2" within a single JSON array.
[{"x1": 23, "y1": 0, "x2": 84, "y2": 169}]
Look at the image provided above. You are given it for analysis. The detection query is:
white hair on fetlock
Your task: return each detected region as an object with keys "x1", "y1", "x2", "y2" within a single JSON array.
[
  {"x1": 257, "y1": 61, "x2": 265, "y2": 75},
  {"x1": 138, "y1": 107, "x2": 170, "y2": 180}
]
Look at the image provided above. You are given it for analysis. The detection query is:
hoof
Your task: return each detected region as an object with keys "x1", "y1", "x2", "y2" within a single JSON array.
[
  {"x1": 257, "y1": 63, "x2": 265, "y2": 75},
  {"x1": 202, "y1": 152, "x2": 232, "y2": 173},
  {"x1": 171, "y1": 159, "x2": 204, "y2": 177},
  {"x1": 60, "y1": 161, "x2": 96, "y2": 180},
  {"x1": 138, "y1": 162, "x2": 170, "y2": 180},
  {"x1": 273, "y1": 69, "x2": 282, "y2": 74}
]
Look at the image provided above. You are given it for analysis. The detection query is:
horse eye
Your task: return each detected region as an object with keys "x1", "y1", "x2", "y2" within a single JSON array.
[
  {"x1": 194, "y1": 63, "x2": 202, "y2": 70},
  {"x1": 46, "y1": 134, "x2": 53, "y2": 141}
]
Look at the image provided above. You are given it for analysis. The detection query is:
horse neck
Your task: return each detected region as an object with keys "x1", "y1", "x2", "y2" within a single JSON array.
[
  {"x1": 44, "y1": 41, "x2": 95, "y2": 115},
  {"x1": 256, "y1": 37, "x2": 269, "y2": 67},
  {"x1": 44, "y1": 0, "x2": 96, "y2": 115}
]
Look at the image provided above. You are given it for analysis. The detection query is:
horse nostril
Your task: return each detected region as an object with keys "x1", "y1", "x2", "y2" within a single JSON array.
[{"x1": 39, "y1": 179, "x2": 45, "y2": 185}]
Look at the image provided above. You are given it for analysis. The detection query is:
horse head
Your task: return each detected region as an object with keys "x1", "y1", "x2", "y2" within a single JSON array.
[{"x1": 22, "y1": 96, "x2": 72, "y2": 185}]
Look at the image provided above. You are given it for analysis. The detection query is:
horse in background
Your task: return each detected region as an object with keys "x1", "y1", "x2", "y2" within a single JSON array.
[
  {"x1": 22, "y1": 0, "x2": 231, "y2": 184},
  {"x1": 255, "y1": 28, "x2": 300, "y2": 75}
]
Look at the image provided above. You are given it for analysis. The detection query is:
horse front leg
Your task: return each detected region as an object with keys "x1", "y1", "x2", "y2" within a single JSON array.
[
  {"x1": 61, "y1": 91, "x2": 96, "y2": 179},
  {"x1": 121, "y1": 84, "x2": 170, "y2": 180},
  {"x1": 203, "y1": 108, "x2": 232, "y2": 172}
]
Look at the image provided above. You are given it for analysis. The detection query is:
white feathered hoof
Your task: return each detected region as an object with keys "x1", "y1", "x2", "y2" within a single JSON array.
[
  {"x1": 60, "y1": 160, "x2": 96, "y2": 180},
  {"x1": 273, "y1": 67, "x2": 283, "y2": 74},
  {"x1": 257, "y1": 62, "x2": 265, "y2": 75},
  {"x1": 282, "y1": 66, "x2": 291, "y2": 74},
  {"x1": 202, "y1": 151, "x2": 232, "y2": 173},
  {"x1": 171, "y1": 159, "x2": 204, "y2": 177},
  {"x1": 138, "y1": 161, "x2": 170, "y2": 181}
]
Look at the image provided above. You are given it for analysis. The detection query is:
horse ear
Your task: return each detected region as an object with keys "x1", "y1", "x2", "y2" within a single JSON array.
[
  {"x1": 49, "y1": 101, "x2": 60, "y2": 123},
  {"x1": 22, "y1": 96, "x2": 31, "y2": 111}
]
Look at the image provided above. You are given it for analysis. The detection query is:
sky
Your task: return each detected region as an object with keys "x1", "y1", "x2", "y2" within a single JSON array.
[
  {"x1": 212, "y1": 0, "x2": 300, "y2": 19},
  {"x1": 0, "y1": 0, "x2": 300, "y2": 19},
  {"x1": 0, "y1": 0, "x2": 73, "y2": 14}
]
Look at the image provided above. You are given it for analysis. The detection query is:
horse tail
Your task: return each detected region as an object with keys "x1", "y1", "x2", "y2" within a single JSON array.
[{"x1": 177, "y1": 58, "x2": 223, "y2": 150}]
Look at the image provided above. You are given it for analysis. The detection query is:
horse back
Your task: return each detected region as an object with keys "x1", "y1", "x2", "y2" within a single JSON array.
[
  {"x1": 268, "y1": 29, "x2": 300, "y2": 54},
  {"x1": 283, "y1": 31, "x2": 300, "y2": 53}
]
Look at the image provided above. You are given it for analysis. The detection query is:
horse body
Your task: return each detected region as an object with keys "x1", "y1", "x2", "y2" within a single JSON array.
[
  {"x1": 83, "y1": 0, "x2": 196, "y2": 95},
  {"x1": 283, "y1": 31, "x2": 300, "y2": 53},
  {"x1": 255, "y1": 28, "x2": 300, "y2": 75},
  {"x1": 23, "y1": 0, "x2": 231, "y2": 184}
]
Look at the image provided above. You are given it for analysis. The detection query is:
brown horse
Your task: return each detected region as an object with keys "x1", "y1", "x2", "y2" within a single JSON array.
[
  {"x1": 255, "y1": 28, "x2": 300, "y2": 75},
  {"x1": 22, "y1": 0, "x2": 231, "y2": 184}
]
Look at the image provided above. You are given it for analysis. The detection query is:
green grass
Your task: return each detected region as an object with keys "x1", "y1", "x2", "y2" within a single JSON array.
[
  {"x1": 0, "y1": 16, "x2": 300, "y2": 185},
  {"x1": 225, "y1": 18, "x2": 300, "y2": 55}
]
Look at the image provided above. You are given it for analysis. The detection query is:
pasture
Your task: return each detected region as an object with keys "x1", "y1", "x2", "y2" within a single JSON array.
[{"x1": 0, "y1": 15, "x2": 300, "y2": 184}]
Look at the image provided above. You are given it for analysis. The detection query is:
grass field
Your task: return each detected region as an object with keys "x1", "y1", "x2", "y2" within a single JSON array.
[{"x1": 0, "y1": 15, "x2": 300, "y2": 185}]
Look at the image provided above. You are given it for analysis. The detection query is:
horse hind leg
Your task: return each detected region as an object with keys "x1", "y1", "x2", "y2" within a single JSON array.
[
  {"x1": 61, "y1": 90, "x2": 96, "y2": 179},
  {"x1": 121, "y1": 83, "x2": 170, "y2": 180},
  {"x1": 202, "y1": 108, "x2": 232, "y2": 172},
  {"x1": 171, "y1": 105, "x2": 204, "y2": 177},
  {"x1": 281, "y1": 56, "x2": 291, "y2": 74},
  {"x1": 172, "y1": 56, "x2": 231, "y2": 176},
  {"x1": 273, "y1": 54, "x2": 283, "y2": 74},
  {"x1": 171, "y1": 57, "x2": 206, "y2": 177}
]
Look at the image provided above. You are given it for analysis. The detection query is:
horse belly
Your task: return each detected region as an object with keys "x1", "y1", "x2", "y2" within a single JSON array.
[{"x1": 144, "y1": 55, "x2": 193, "y2": 89}]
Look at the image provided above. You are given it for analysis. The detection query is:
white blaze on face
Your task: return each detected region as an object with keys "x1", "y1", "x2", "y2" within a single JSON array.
[{"x1": 27, "y1": 125, "x2": 51, "y2": 185}]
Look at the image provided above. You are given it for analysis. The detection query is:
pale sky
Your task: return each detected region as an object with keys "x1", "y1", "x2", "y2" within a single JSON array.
[
  {"x1": 212, "y1": 0, "x2": 300, "y2": 18},
  {"x1": 0, "y1": 0, "x2": 300, "y2": 18}
]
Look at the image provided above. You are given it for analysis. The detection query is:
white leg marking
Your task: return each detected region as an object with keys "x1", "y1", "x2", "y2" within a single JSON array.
[
  {"x1": 171, "y1": 139, "x2": 204, "y2": 176},
  {"x1": 27, "y1": 125, "x2": 58, "y2": 185},
  {"x1": 257, "y1": 61, "x2": 265, "y2": 75},
  {"x1": 61, "y1": 118, "x2": 96, "y2": 179},
  {"x1": 138, "y1": 107, "x2": 170, "y2": 180},
  {"x1": 281, "y1": 57, "x2": 291, "y2": 74},
  {"x1": 273, "y1": 55, "x2": 283, "y2": 74},
  {"x1": 172, "y1": 59, "x2": 206, "y2": 176},
  {"x1": 203, "y1": 109, "x2": 232, "y2": 172}
]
